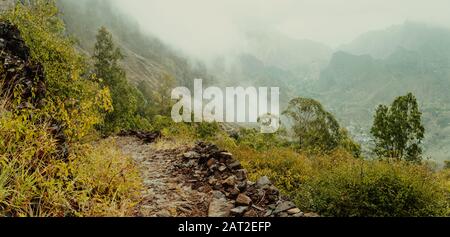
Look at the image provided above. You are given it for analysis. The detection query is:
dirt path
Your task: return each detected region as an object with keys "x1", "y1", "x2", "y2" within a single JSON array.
[
  {"x1": 115, "y1": 137, "x2": 209, "y2": 217},
  {"x1": 114, "y1": 135, "x2": 313, "y2": 218}
]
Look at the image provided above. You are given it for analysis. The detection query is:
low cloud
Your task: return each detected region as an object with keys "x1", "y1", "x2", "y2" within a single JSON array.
[{"x1": 113, "y1": 0, "x2": 450, "y2": 59}]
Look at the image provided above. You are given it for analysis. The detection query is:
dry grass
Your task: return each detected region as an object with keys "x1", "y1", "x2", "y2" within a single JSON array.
[{"x1": 0, "y1": 108, "x2": 143, "y2": 217}]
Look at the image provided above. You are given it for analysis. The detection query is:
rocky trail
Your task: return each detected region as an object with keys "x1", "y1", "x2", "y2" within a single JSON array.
[{"x1": 115, "y1": 134, "x2": 318, "y2": 218}]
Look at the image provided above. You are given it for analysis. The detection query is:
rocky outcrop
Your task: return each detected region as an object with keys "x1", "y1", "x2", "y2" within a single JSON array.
[
  {"x1": 0, "y1": 21, "x2": 46, "y2": 108},
  {"x1": 178, "y1": 142, "x2": 318, "y2": 217},
  {"x1": 0, "y1": 21, "x2": 68, "y2": 159}
]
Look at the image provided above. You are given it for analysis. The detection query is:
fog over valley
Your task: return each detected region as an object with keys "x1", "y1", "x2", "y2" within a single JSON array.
[
  {"x1": 58, "y1": 0, "x2": 450, "y2": 162},
  {"x1": 1, "y1": 0, "x2": 450, "y2": 218},
  {"x1": 112, "y1": 0, "x2": 450, "y2": 59}
]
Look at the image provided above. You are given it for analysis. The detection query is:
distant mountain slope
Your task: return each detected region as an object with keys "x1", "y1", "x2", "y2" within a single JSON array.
[
  {"x1": 308, "y1": 23, "x2": 450, "y2": 161},
  {"x1": 58, "y1": 0, "x2": 450, "y2": 162},
  {"x1": 207, "y1": 29, "x2": 333, "y2": 106},
  {"x1": 339, "y1": 22, "x2": 450, "y2": 62},
  {"x1": 58, "y1": 0, "x2": 211, "y2": 89},
  {"x1": 243, "y1": 28, "x2": 332, "y2": 81}
]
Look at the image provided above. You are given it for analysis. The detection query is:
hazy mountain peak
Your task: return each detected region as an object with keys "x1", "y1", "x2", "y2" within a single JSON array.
[
  {"x1": 339, "y1": 21, "x2": 450, "y2": 59},
  {"x1": 240, "y1": 27, "x2": 332, "y2": 81}
]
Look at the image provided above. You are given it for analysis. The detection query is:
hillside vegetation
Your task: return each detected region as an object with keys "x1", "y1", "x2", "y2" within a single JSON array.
[
  {"x1": 0, "y1": 1, "x2": 141, "y2": 216},
  {"x1": 306, "y1": 23, "x2": 450, "y2": 162},
  {"x1": 0, "y1": 1, "x2": 448, "y2": 217}
]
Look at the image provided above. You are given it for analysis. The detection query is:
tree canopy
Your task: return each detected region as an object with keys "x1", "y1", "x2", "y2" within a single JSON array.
[
  {"x1": 93, "y1": 26, "x2": 150, "y2": 133},
  {"x1": 283, "y1": 97, "x2": 361, "y2": 156},
  {"x1": 371, "y1": 92, "x2": 425, "y2": 162}
]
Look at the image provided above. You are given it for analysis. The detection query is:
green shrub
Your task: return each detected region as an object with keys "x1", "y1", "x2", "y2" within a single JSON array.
[
  {"x1": 0, "y1": 110, "x2": 142, "y2": 216},
  {"x1": 235, "y1": 128, "x2": 286, "y2": 151},
  {"x1": 0, "y1": 2, "x2": 142, "y2": 217},
  {"x1": 2, "y1": 1, "x2": 112, "y2": 141},
  {"x1": 195, "y1": 122, "x2": 220, "y2": 139},
  {"x1": 69, "y1": 140, "x2": 142, "y2": 216},
  {"x1": 223, "y1": 142, "x2": 449, "y2": 217},
  {"x1": 152, "y1": 115, "x2": 196, "y2": 140},
  {"x1": 307, "y1": 156, "x2": 448, "y2": 217}
]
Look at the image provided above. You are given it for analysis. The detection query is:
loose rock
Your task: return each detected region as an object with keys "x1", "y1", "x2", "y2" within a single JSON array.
[
  {"x1": 207, "y1": 158, "x2": 217, "y2": 167},
  {"x1": 236, "y1": 194, "x2": 252, "y2": 206},
  {"x1": 230, "y1": 206, "x2": 248, "y2": 215},
  {"x1": 274, "y1": 201, "x2": 296, "y2": 214},
  {"x1": 228, "y1": 160, "x2": 243, "y2": 170},
  {"x1": 222, "y1": 176, "x2": 237, "y2": 187},
  {"x1": 166, "y1": 141, "x2": 319, "y2": 217},
  {"x1": 236, "y1": 169, "x2": 248, "y2": 181},
  {"x1": 256, "y1": 176, "x2": 272, "y2": 188},
  {"x1": 183, "y1": 151, "x2": 200, "y2": 159},
  {"x1": 287, "y1": 208, "x2": 301, "y2": 215},
  {"x1": 208, "y1": 192, "x2": 233, "y2": 217}
]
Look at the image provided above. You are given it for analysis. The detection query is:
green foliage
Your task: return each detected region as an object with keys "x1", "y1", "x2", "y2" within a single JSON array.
[
  {"x1": 284, "y1": 97, "x2": 361, "y2": 155},
  {"x1": 284, "y1": 97, "x2": 342, "y2": 151},
  {"x1": 235, "y1": 128, "x2": 286, "y2": 151},
  {"x1": 0, "y1": 1, "x2": 142, "y2": 217},
  {"x1": 2, "y1": 0, "x2": 112, "y2": 141},
  {"x1": 68, "y1": 139, "x2": 142, "y2": 216},
  {"x1": 339, "y1": 128, "x2": 362, "y2": 158},
  {"x1": 371, "y1": 92, "x2": 425, "y2": 162},
  {"x1": 93, "y1": 26, "x2": 151, "y2": 134},
  {"x1": 2, "y1": 0, "x2": 446, "y2": 218},
  {"x1": 137, "y1": 73, "x2": 176, "y2": 119},
  {"x1": 307, "y1": 156, "x2": 448, "y2": 217},
  {"x1": 0, "y1": 109, "x2": 142, "y2": 216},
  {"x1": 152, "y1": 115, "x2": 196, "y2": 140},
  {"x1": 445, "y1": 160, "x2": 450, "y2": 169},
  {"x1": 223, "y1": 142, "x2": 449, "y2": 217},
  {"x1": 195, "y1": 122, "x2": 220, "y2": 139},
  {"x1": 152, "y1": 116, "x2": 222, "y2": 141}
]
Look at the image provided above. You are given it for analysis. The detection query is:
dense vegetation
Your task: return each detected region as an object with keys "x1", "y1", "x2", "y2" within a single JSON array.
[
  {"x1": 0, "y1": 1, "x2": 141, "y2": 216},
  {"x1": 0, "y1": 1, "x2": 448, "y2": 217},
  {"x1": 308, "y1": 27, "x2": 450, "y2": 162},
  {"x1": 93, "y1": 26, "x2": 151, "y2": 133},
  {"x1": 371, "y1": 93, "x2": 425, "y2": 162}
]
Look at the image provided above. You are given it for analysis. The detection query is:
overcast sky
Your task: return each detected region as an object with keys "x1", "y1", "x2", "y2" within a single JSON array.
[{"x1": 112, "y1": 0, "x2": 450, "y2": 59}]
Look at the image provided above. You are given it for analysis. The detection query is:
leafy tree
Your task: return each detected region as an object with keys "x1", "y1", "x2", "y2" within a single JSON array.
[
  {"x1": 93, "y1": 26, "x2": 146, "y2": 133},
  {"x1": 137, "y1": 73, "x2": 175, "y2": 118},
  {"x1": 444, "y1": 160, "x2": 450, "y2": 169},
  {"x1": 152, "y1": 73, "x2": 176, "y2": 116},
  {"x1": 339, "y1": 128, "x2": 362, "y2": 158},
  {"x1": 283, "y1": 97, "x2": 360, "y2": 155},
  {"x1": 284, "y1": 98, "x2": 341, "y2": 151},
  {"x1": 371, "y1": 93, "x2": 425, "y2": 162}
]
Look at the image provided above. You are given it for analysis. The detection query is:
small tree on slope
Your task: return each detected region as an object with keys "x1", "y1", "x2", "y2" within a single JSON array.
[{"x1": 371, "y1": 93, "x2": 425, "y2": 162}]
